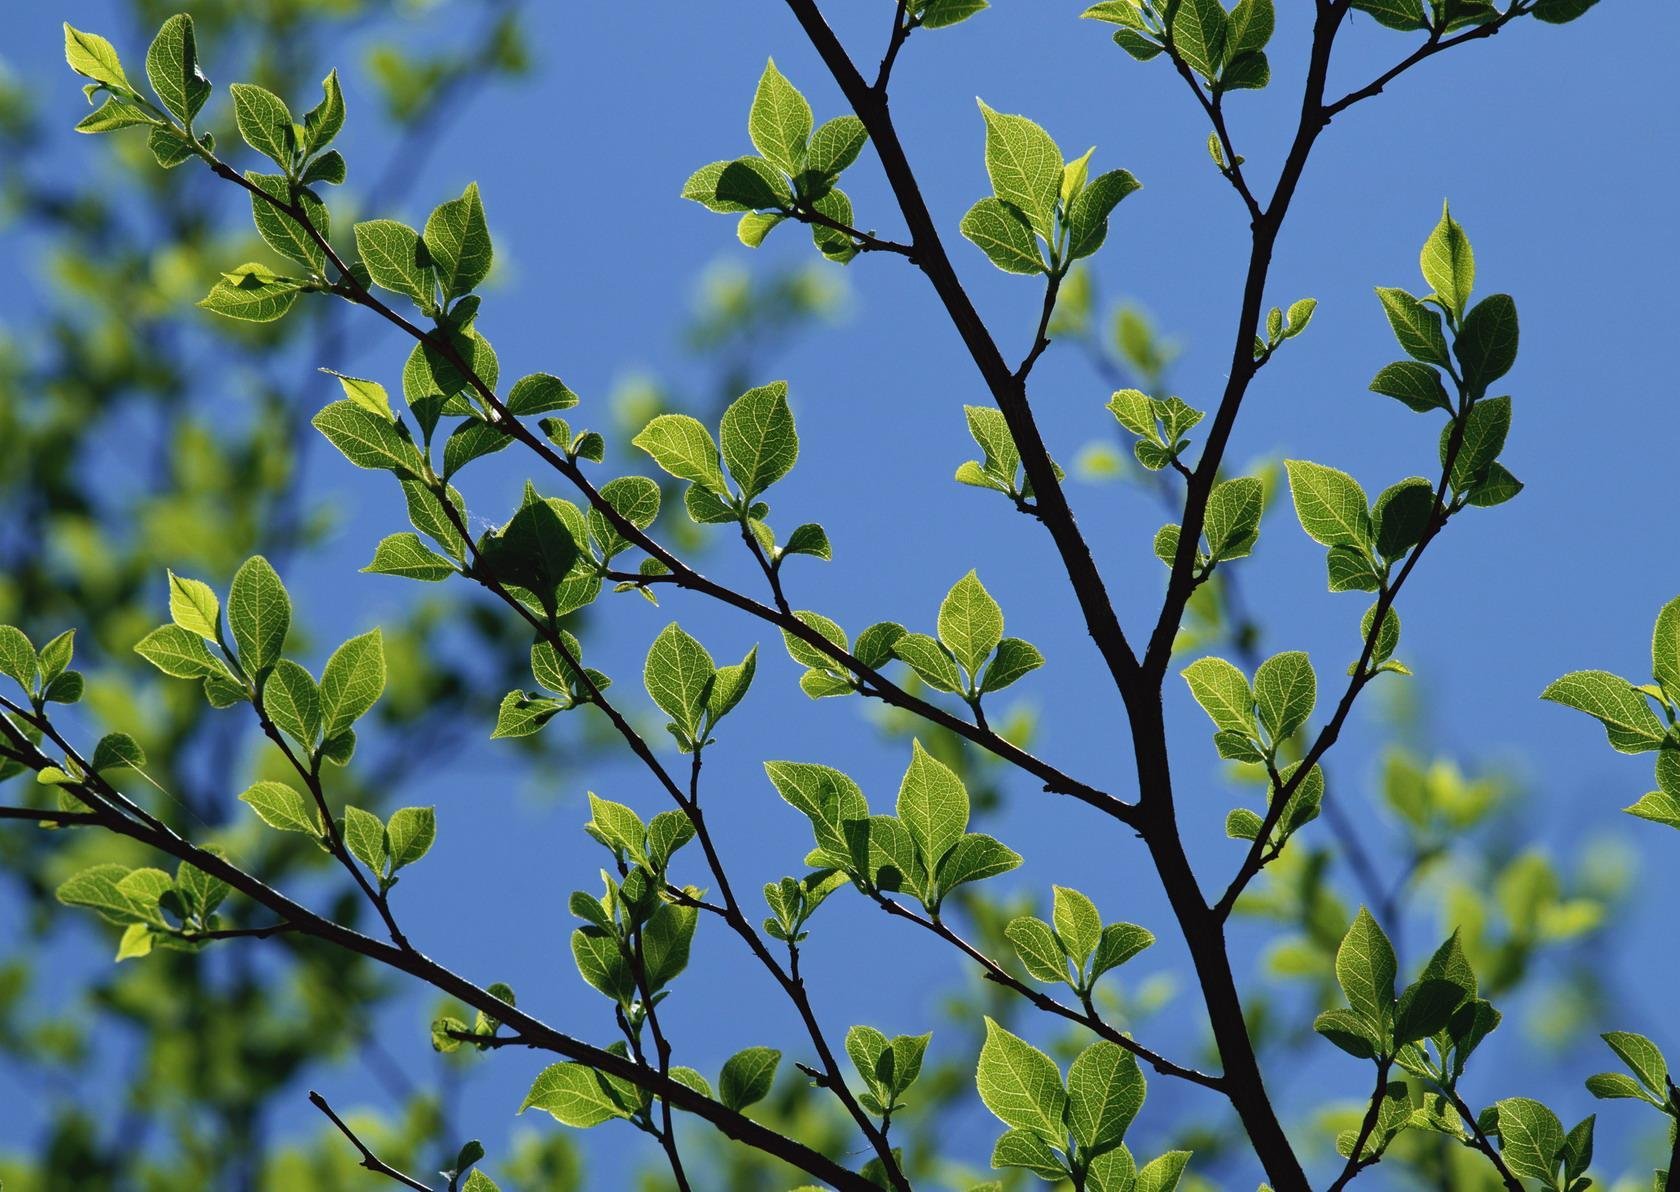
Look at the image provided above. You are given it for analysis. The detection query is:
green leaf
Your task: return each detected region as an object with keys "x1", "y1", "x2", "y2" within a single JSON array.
[
  {"x1": 58, "y1": 864, "x2": 147, "y2": 925},
  {"x1": 320, "y1": 629, "x2": 386, "y2": 739},
  {"x1": 244, "y1": 173, "x2": 329, "y2": 273},
  {"x1": 74, "y1": 97, "x2": 154, "y2": 134},
  {"x1": 1394, "y1": 978, "x2": 1467, "y2": 1044},
  {"x1": 506, "y1": 372, "x2": 578, "y2": 417},
  {"x1": 961, "y1": 197, "x2": 1045, "y2": 274},
  {"x1": 1134, "y1": 1152, "x2": 1193, "y2": 1192},
  {"x1": 1007, "y1": 916, "x2": 1070, "y2": 984},
  {"x1": 0, "y1": 625, "x2": 36, "y2": 691},
  {"x1": 1253, "y1": 651, "x2": 1315, "y2": 740},
  {"x1": 228, "y1": 83, "x2": 293, "y2": 167},
  {"x1": 342, "y1": 805, "x2": 387, "y2": 875},
  {"x1": 387, "y1": 806, "x2": 436, "y2": 870},
  {"x1": 643, "y1": 902, "x2": 698, "y2": 990},
  {"x1": 1420, "y1": 201, "x2": 1474, "y2": 319},
  {"x1": 765, "y1": 760, "x2": 870, "y2": 868},
  {"x1": 1066, "y1": 169, "x2": 1143, "y2": 261},
  {"x1": 935, "y1": 832, "x2": 1021, "y2": 896},
  {"x1": 1372, "y1": 478, "x2": 1435, "y2": 560},
  {"x1": 36, "y1": 630, "x2": 72, "y2": 684},
  {"x1": 1067, "y1": 1041, "x2": 1145, "y2": 1154},
  {"x1": 976, "y1": 1017, "x2": 1067, "y2": 1143},
  {"x1": 91, "y1": 732, "x2": 146, "y2": 773},
  {"x1": 782, "y1": 610, "x2": 849, "y2": 673},
  {"x1": 263, "y1": 660, "x2": 322, "y2": 747},
  {"x1": 1336, "y1": 907, "x2": 1397, "y2": 1031},
  {"x1": 892, "y1": 632, "x2": 964, "y2": 693},
  {"x1": 1052, "y1": 885, "x2": 1102, "y2": 965},
  {"x1": 708, "y1": 646, "x2": 757, "y2": 721},
  {"x1": 1654, "y1": 596, "x2": 1680, "y2": 697},
  {"x1": 1172, "y1": 0, "x2": 1229, "y2": 81},
  {"x1": 1586, "y1": 1071, "x2": 1655, "y2": 1103},
  {"x1": 1182, "y1": 656, "x2": 1255, "y2": 735},
  {"x1": 354, "y1": 219, "x2": 434, "y2": 308},
  {"x1": 782, "y1": 522, "x2": 832, "y2": 561},
  {"x1": 632, "y1": 414, "x2": 729, "y2": 495},
  {"x1": 720, "y1": 381, "x2": 799, "y2": 499},
  {"x1": 682, "y1": 157, "x2": 789, "y2": 213},
  {"x1": 1314, "y1": 1008, "x2": 1381, "y2": 1059},
  {"x1": 239, "y1": 780, "x2": 322, "y2": 836},
  {"x1": 977, "y1": 101, "x2": 1062, "y2": 238},
  {"x1": 226, "y1": 557, "x2": 290, "y2": 673},
  {"x1": 644, "y1": 623, "x2": 716, "y2": 744},
  {"x1": 1602, "y1": 1031, "x2": 1669, "y2": 1096},
  {"x1": 145, "y1": 14, "x2": 210, "y2": 125},
  {"x1": 481, "y1": 494, "x2": 582, "y2": 612},
  {"x1": 1327, "y1": 545, "x2": 1383, "y2": 592},
  {"x1": 1205, "y1": 476, "x2": 1263, "y2": 560},
  {"x1": 991, "y1": 1128, "x2": 1067, "y2": 1179},
  {"x1": 1285, "y1": 459, "x2": 1371, "y2": 549},
  {"x1": 520, "y1": 1063, "x2": 634, "y2": 1127},
  {"x1": 1091, "y1": 922, "x2": 1155, "y2": 979},
  {"x1": 897, "y1": 740, "x2": 969, "y2": 872},
  {"x1": 199, "y1": 267, "x2": 303, "y2": 323},
  {"x1": 321, "y1": 371, "x2": 393, "y2": 420},
  {"x1": 980, "y1": 638, "x2": 1044, "y2": 693},
  {"x1": 1369, "y1": 360, "x2": 1451, "y2": 415},
  {"x1": 134, "y1": 624, "x2": 229, "y2": 681},
  {"x1": 748, "y1": 59, "x2": 812, "y2": 175},
  {"x1": 938, "y1": 571, "x2": 1004, "y2": 679},
  {"x1": 63, "y1": 24, "x2": 131, "y2": 91},
  {"x1": 302, "y1": 69, "x2": 345, "y2": 154},
  {"x1": 589, "y1": 476, "x2": 661, "y2": 561},
  {"x1": 312, "y1": 400, "x2": 425, "y2": 477},
  {"x1": 720, "y1": 1046, "x2": 781, "y2": 1111},
  {"x1": 1228, "y1": 0, "x2": 1275, "y2": 56},
  {"x1": 1542, "y1": 670, "x2": 1666, "y2": 753},
  {"x1": 1488, "y1": 1097, "x2": 1564, "y2": 1183},
  {"x1": 363, "y1": 532, "x2": 455, "y2": 581},
  {"x1": 1375, "y1": 287, "x2": 1451, "y2": 367},
  {"x1": 423, "y1": 182, "x2": 493, "y2": 300},
  {"x1": 1350, "y1": 0, "x2": 1428, "y2": 30},
  {"x1": 492, "y1": 691, "x2": 563, "y2": 738},
  {"x1": 1455, "y1": 293, "x2": 1519, "y2": 397},
  {"x1": 920, "y1": 0, "x2": 991, "y2": 26},
  {"x1": 806, "y1": 115, "x2": 867, "y2": 176}
]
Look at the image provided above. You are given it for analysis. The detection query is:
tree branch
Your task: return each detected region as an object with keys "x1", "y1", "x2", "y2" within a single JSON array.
[
  {"x1": 309, "y1": 1091, "x2": 436, "y2": 1192},
  {"x1": 781, "y1": 0, "x2": 1144, "y2": 703}
]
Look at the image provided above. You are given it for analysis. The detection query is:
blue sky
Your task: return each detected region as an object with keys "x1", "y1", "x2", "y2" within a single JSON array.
[{"x1": 4, "y1": 0, "x2": 1679, "y2": 1186}]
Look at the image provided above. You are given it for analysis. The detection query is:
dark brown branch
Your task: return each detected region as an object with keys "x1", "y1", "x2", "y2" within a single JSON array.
[
  {"x1": 309, "y1": 1090, "x2": 436, "y2": 1192},
  {"x1": 1326, "y1": 1059, "x2": 1392, "y2": 1190},
  {"x1": 1324, "y1": 5, "x2": 1530, "y2": 119},
  {"x1": 869, "y1": 891, "x2": 1225, "y2": 1092},
  {"x1": 1442, "y1": 1086, "x2": 1524, "y2": 1192},
  {"x1": 781, "y1": 0, "x2": 1144, "y2": 708}
]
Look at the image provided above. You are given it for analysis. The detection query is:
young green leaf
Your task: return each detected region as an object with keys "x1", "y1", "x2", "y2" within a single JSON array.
[
  {"x1": 1284, "y1": 460, "x2": 1371, "y2": 549},
  {"x1": 644, "y1": 623, "x2": 716, "y2": 745},
  {"x1": 1181, "y1": 656, "x2": 1255, "y2": 735},
  {"x1": 1336, "y1": 907, "x2": 1397, "y2": 1031},
  {"x1": 719, "y1": 1046, "x2": 781, "y2": 1111},
  {"x1": 976, "y1": 101, "x2": 1062, "y2": 238},
  {"x1": 961, "y1": 197, "x2": 1044, "y2": 274},
  {"x1": 748, "y1": 59, "x2": 812, "y2": 176},
  {"x1": 386, "y1": 806, "x2": 436, "y2": 870},
  {"x1": 423, "y1": 182, "x2": 493, "y2": 300},
  {"x1": 720, "y1": 381, "x2": 798, "y2": 499},
  {"x1": 937, "y1": 570, "x2": 1004, "y2": 679},
  {"x1": 145, "y1": 14, "x2": 210, "y2": 126},
  {"x1": 319, "y1": 628, "x2": 386, "y2": 739},
  {"x1": 239, "y1": 780, "x2": 322, "y2": 836},
  {"x1": 897, "y1": 740, "x2": 969, "y2": 872},
  {"x1": 1420, "y1": 201, "x2": 1474, "y2": 319},
  {"x1": 229, "y1": 83, "x2": 294, "y2": 167},
  {"x1": 519, "y1": 1063, "x2": 635, "y2": 1127},
  {"x1": 354, "y1": 219, "x2": 434, "y2": 308},
  {"x1": 1066, "y1": 1041, "x2": 1145, "y2": 1154},
  {"x1": 1253, "y1": 651, "x2": 1315, "y2": 740},
  {"x1": 632, "y1": 414, "x2": 730, "y2": 495},
  {"x1": 976, "y1": 1017, "x2": 1067, "y2": 1143}
]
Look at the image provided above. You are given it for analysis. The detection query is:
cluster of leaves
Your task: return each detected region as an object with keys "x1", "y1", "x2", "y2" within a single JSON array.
[
  {"x1": 1083, "y1": 0, "x2": 1277, "y2": 92},
  {"x1": 977, "y1": 1018, "x2": 1188, "y2": 1190},
  {"x1": 1544, "y1": 595, "x2": 1680, "y2": 830},
  {"x1": 1005, "y1": 885, "x2": 1155, "y2": 998},
  {"x1": 682, "y1": 60, "x2": 874, "y2": 262},
  {"x1": 1182, "y1": 651, "x2": 1327, "y2": 848},
  {"x1": 960, "y1": 103, "x2": 1139, "y2": 278},
  {"x1": 633, "y1": 379, "x2": 831, "y2": 584},
  {"x1": 954, "y1": 404, "x2": 1064, "y2": 508},
  {"x1": 768, "y1": 743, "x2": 1021, "y2": 916}
]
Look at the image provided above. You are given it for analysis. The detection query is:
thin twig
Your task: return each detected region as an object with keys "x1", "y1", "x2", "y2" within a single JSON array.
[{"x1": 309, "y1": 1090, "x2": 436, "y2": 1192}]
